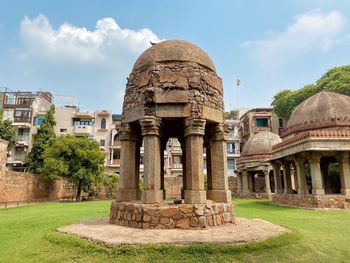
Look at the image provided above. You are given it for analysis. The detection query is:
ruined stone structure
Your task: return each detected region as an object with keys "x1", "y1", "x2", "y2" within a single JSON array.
[
  {"x1": 272, "y1": 91, "x2": 350, "y2": 209},
  {"x1": 236, "y1": 131, "x2": 282, "y2": 198},
  {"x1": 110, "y1": 40, "x2": 234, "y2": 229}
]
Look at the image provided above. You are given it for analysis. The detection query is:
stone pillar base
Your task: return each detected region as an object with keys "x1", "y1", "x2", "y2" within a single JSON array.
[
  {"x1": 141, "y1": 190, "x2": 163, "y2": 204},
  {"x1": 312, "y1": 189, "x2": 325, "y2": 195},
  {"x1": 184, "y1": 190, "x2": 206, "y2": 204},
  {"x1": 341, "y1": 188, "x2": 350, "y2": 195},
  {"x1": 265, "y1": 188, "x2": 272, "y2": 195},
  {"x1": 116, "y1": 188, "x2": 141, "y2": 201},
  {"x1": 207, "y1": 190, "x2": 231, "y2": 202},
  {"x1": 284, "y1": 189, "x2": 293, "y2": 194}
]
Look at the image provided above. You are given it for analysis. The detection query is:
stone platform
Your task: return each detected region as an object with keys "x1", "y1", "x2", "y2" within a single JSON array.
[
  {"x1": 58, "y1": 217, "x2": 290, "y2": 245},
  {"x1": 110, "y1": 200, "x2": 234, "y2": 229},
  {"x1": 272, "y1": 194, "x2": 350, "y2": 209}
]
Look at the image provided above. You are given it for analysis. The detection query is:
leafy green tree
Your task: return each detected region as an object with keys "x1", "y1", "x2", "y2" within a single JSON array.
[
  {"x1": 25, "y1": 105, "x2": 56, "y2": 173},
  {"x1": 0, "y1": 108, "x2": 16, "y2": 147},
  {"x1": 272, "y1": 65, "x2": 350, "y2": 117},
  {"x1": 42, "y1": 135, "x2": 105, "y2": 200}
]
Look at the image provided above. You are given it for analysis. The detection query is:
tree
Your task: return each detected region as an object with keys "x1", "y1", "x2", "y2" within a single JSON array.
[
  {"x1": 272, "y1": 65, "x2": 350, "y2": 117},
  {"x1": 25, "y1": 105, "x2": 56, "y2": 173},
  {"x1": 42, "y1": 135, "x2": 105, "y2": 200},
  {"x1": 0, "y1": 108, "x2": 16, "y2": 148}
]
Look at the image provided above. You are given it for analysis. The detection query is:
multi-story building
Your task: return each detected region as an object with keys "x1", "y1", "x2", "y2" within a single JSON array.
[
  {"x1": 225, "y1": 119, "x2": 240, "y2": 176},
  {"x1": 239, "y1": 108, "x2": 287, "y2": 151},
  {"x1": 0, "y1": 90, "x2": 53, "y2": 169}
]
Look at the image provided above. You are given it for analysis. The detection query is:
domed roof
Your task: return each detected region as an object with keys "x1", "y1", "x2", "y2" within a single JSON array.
[
  {"x1": 285, "y1": 91, "x2": 350, "y2": 134},
  {"x1": 132, "y1": 40, "x2": 216, "y2": 72},
  {"x1": 241, "y1": 131, "x2": 282, "y2": 157}
]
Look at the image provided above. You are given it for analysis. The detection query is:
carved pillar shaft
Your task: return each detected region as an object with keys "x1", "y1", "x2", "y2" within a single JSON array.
[
  {"x1": 264, "y1": 170, "x2": 271, "y2": 194},
  {"x1": 140, "y1": 117, "x2": 163, "y2": 204},
  {"x1": 338, "y1": 153, "x2": 350, "y2": 195},
  {"x1": 242, "y1": 170, "x2": 249, "y2": 194},
  {"x1": 207, "y1": 123, "x2": 231, "y2": 202},
  {"x1": 295, "y1": 158, "x2": 308, "y2": 195},
  {"x1": 309, "y1": 155, "x2": 325, "y2": 195},
  {"x1": 115, "y1": 124, "x2": 141, "y2": 201},
  {"x1": 273, "y1": 162, "x2": 283, "y2": 194},
  {"x1": 283, "y1": 161, "x2": 293, "y2": 194},
  {"x1": 184, "y1": 117, "x2": 206, "y2": 204}
]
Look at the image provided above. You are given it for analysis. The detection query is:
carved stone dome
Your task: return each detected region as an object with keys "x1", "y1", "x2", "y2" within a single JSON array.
[
  {"x1": 283, "y1": 91, "x2": 350, "y2": 136},
  {"x1": 132, "y1": 40, "x2": 216, "y2": 72},
  {"x1": 241, "y1": 131, "x2": 282, "y2": 157}
]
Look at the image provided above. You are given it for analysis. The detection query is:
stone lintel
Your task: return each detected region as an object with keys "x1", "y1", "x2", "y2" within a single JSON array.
[
  {"x1": 207, "y1": 190, "x2": 231, "y2": 202},
  {"x1": 184, "y1": 190, "x2": 207, "y2": 204},
  {"x1": 184, "y1": 117, "x2": 206, "y2": 137},
  {"x1": 140, "y1": 116, "x2": 161, "y2": 136}
]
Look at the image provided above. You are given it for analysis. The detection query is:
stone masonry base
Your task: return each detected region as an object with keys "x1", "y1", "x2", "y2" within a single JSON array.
[
  {"x1": 273, "y1": 194, "x2": 350, "y2": 209},
  {"x1": 110, "y1": 200, "x2": 234, "y2": 229}
]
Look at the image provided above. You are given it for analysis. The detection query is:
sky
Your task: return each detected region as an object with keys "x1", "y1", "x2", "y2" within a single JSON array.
[{"x1": 0, "y1": 0, "x2": 350, "y2": 113}]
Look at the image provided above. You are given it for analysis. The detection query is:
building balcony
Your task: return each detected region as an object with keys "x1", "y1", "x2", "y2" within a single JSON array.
[
  {"x1": 16, "y1": 136, "x2": 30, "y2": 147},
  {"x1": 13, "y1": 116, "x2": 31, "y2": 123},
  {"x1": 73, "y1": 125, "x2": 93, "y2": 135},
  {"x1": 171, "y1": 163, "x2": 183, "y2": 169}
]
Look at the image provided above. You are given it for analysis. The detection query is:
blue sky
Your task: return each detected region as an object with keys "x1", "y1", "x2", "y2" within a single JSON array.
[{"x1": 0, "y1": 0, "x2": 350, "y2": 113}]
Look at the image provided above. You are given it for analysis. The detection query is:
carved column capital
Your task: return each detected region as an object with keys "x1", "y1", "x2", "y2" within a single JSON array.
[
  {"x1": 207, "y1": 123, "x2": 228, "y2": 141},
  {"x1": 336, "y1": 152, "x2": 349, "y2": 163},
  {"x1": 184, "y1": 117, "x2": 206, "y2": 137},
  {"x1": 117, "y1": 123, "x2": 138, "y2": 141},
  {"x1": 140, "y1": 116, "x2": 161, "y2": 137}
]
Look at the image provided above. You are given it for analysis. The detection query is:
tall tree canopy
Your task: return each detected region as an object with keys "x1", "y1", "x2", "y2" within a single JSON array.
[
  {"x1": 25, "y1": 105, "x2": 56, "y2": 173},
  {"x1": 272, "y1": 65, "x2": 350, "y2": 118},
  {"x1": 42, "y1": 135, "x2": 105, "y2": 200},
  {"x1": 0, "y1": 108, "x2": 16, "y2": 148}
]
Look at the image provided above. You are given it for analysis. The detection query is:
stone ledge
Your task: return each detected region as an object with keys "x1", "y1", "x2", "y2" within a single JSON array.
[
  {"x1": 109, "y1": 200, "x2": 234, "y2": 229},
  {"x1": 272, "y1": 194, "x2": 350, "y2": 209}
]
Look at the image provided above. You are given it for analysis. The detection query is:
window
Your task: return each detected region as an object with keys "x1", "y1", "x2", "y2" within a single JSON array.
[
  {"x1": 227, "y1": 143, "x2": 235, "y2": 154},
  {"x1": 34, "y1": 115, "x2": 45, "y2": 126},
  {"x1": 256, "y1": 118, "x2": 268, "y2": 127},
  {"x1": 101, "y1": 118, "x2": 106, "y2": 129},
  {"x1": 60, "y1": 129, "x2": 67, "y2": 132},
  {"x1": 14, "y1": 109, "x2": 30, "y2": 122},
  {"x1": 279, "y1": 118, "x2": 284, "y2": 128},
  {"x1": 113, "y1": 149, "x2": 120, "y2": 160},
  {"x1": 100, "y1": 139, "x2": 105, "y2": 146},
  {"x1": 228, "y1": 159, "x2": 235, "y2": 170}
]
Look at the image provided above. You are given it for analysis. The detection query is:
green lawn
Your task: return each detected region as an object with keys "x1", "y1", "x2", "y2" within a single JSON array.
[{"x1": 0, "y1": 199, "x2": 349, "y2": 263}]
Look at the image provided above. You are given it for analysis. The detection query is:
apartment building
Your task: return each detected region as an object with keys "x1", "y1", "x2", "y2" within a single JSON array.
[{"x1": 0, "y1": 90, "x2": 53, "y2": 169}]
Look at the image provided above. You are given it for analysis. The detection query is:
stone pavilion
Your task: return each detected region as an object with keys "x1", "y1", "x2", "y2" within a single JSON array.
[
  {"x1": 272, "y1": 91, "x2": 350, "y2": 209},
  {"x1": 110, "y1": 40, "x2": 234, "y2": 229},
  {"x1": 236, "y1": 131, "x2": 282, "y2": 198}
]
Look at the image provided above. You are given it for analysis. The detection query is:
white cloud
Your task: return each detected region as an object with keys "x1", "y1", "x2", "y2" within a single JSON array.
[
  {"x1": 15, "y1": 14, "x2": 162, "y2": 111},
  {"x1": 241, "y1": 10, "x2": 346, "y2": 67}
]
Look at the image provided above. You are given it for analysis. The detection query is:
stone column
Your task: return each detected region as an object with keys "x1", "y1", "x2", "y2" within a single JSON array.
[
  {"x1": 115, "y1": 124, "x2": 141, "y2": 201},
  {"x1": 309, "y1": 154, "x2": 325, "y2": 195},
  {"x1": 140, "y1": 117, "x2": 163, "y2": 203},
  {"x1": 338, "y1": 152, "x2": 350, "y2": 195},
  {"x1": 263, "y1": 169, "x2": 271, "y2": 194},
  {"x1": 207, "y1": 124, "x2": 231, "y2": 202},
  {"x1": 282, "y1": 161, "x2": 293, "y2": 194},
  {"x1": 242, "y1": 170, "x2": 249, "y2": 194},
  {"x1": 179, "y1": 138, "x2": 186, "y2": 199},
  {"x1": 273, "y1": 162, "x2": 283, "y2": 194},
  {"x1": 236, "y1": 173, "x2": 242, "y2": 194},
  {"x1": 295, "y1": 157, "x2": 308, "y2": 194},
  {"x1": 248, "y1": 173, "x2": 254, "y2": 192},
  {"x1": 183, "y1": 117, "x2": 207, "y2": 204}
]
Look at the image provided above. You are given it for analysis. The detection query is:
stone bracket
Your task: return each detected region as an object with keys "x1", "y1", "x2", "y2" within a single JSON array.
[
  {"x1": 140, "y1": 116, "x2": 161, "y2": 136},
  {"x1": 184, "y1": 117, "x2": 206, "y2": 137}
]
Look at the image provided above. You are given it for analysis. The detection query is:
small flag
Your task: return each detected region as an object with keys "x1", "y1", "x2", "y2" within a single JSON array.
[{"x1": 236, "y1": 79, "x2": 241, "y2": 87}]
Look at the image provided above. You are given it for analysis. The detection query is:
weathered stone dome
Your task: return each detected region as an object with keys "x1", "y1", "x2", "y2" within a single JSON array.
[
  {"x1": 283, "y1": 91, "x2": 350, "y2": 136},
  {"x1": 122, "y1": 39, "x2": 224, "y2": 123},
  {"x1": 241, "y1": 131, "x2": 282, "y2": 157},
  {"x1": 132, "y1": 40, "x2": 216, "y2": 72}
]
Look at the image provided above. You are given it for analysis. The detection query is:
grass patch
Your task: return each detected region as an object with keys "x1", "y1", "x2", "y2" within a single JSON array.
[{"x1": 0, "y1": 199, "x2": 349, "y2": 262}]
